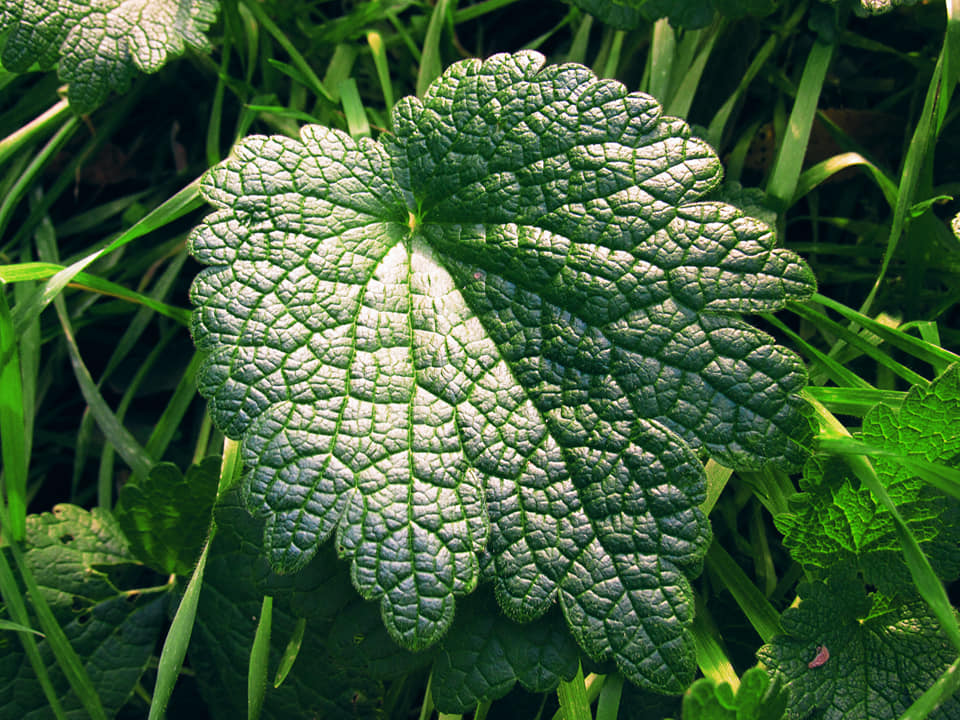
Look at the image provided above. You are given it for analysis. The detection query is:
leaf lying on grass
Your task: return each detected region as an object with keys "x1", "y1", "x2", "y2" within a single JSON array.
[{"x1": 188, "y1": 49, "x2": 815, "y2": 693}]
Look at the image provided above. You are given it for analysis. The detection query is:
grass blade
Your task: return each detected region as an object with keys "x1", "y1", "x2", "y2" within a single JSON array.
[
  {"x1": 0, "y1": 98, "x2": 71, "y2": 168},
  {"x1": 339, "y1": 78, "x2": 371, "y2": 139},
  {"x1": 0, "y1": 289, "x2": 27, "y2": 541},
  {"x1": 0, "y1": 261, "x2": 191, "y2": 325},
  {"x1": 898, "y1": 655, "x2": 960, "y2": 720},
  {"x1": 12, "y1": 177, "x2": 203, "y2": 336},
  {"x1": 705, "y1": 542, "x2": 782, "y2": 644},
  {"x1": 149, "y1": 533, "x2": 214, "y2": 720},
  {"x1": 789, "y1": 301, "x2": 931, "y2": 388},
  {"x1": 367, "y1": 32, "x2": 395, "y2": 117},
  {"x1": 248, "y1": 595, "x2": 273, "y2": 720},
  {"x1": 417, "y1": 0, "x2": 455, "y2": 98},
  {"x1": 556, "y1": 663, "x2": 592, "y2": 720},
  {"x1": 766, "y1": 37, "x2": 836, "y2": 212},
  {"x1": 53, "y1": 295, "x2": 153, "y2": 480},
  {"x1": 814, "y1": 293, "x2": 960, "y2": 368},
  {"x1": 691, "y1": 598, "x2": 739, "y2": 690},
  {"x1": 273, "y1": 617, "x2": 306, "y2": 688},
  {"x1": 594, "y1": 673, "x2": 624, "y2": 720}
]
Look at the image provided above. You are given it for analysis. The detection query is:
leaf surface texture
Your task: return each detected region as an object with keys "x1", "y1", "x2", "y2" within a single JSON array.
[
  {"x1": 0, "y1": 0, "x2": 218, "y2": 112},
  {"x1": 777, "y1": 364, "x2": 960, "y2": 593},
  {"x1": 189, "y1": 50, "x2": 815, "y2": 691}
]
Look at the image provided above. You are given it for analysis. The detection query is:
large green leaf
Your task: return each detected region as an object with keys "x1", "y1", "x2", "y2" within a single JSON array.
[
  {"x1": 0, "y1": 0, "x2": 218, "y2": 113},
  {"x1": 0, "y1": 506, "x2": 167, "y2": 719},
  {"x1": 189, "y1": 50, "x2": 815, "y2": 692},
  {"x1": 757, "y1": 575, "x2": 960, "y2": 720},
  {"x1": 776, "y1": 364, "x2": 960, "y2": 594}
]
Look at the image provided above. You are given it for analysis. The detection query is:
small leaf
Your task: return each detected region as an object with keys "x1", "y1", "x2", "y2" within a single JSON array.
[
  {"x1": 0, "y1": 0, "x2": 219, "y2": 113},
  {"x1": 189, "y1": 50, "x2": 815, "y2": 692},
  {"x1": 777, "y1": 364, "x2": 960, "y2": 594},
  {"x1": 757, "y1": 575, "x2": 960, "y2": 720},
  {"x1": 115, "y1": 457, "x2": 220, "y2": 576},
  {"x1": 680, "y1": 667, "x2": 788, "y2": 720}
]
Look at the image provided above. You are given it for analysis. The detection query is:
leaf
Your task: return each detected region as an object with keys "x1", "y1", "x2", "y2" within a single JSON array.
[
  {"x1": 189, "y1": 50, "x2": 815, "y2": 692},
  {"x1": 776, "y1": 364, "x2": 960, "y2": 594},
  {"x1": 756, "y1": 575, "x2": 960, "y2": 720},
  {"x1": 678, "y1": 667, "x2": 788, "y2": 720},
  {"x1": 0, "y1": 505, "x2": 168, "y2": 719},
  {"x1": 430, "y1": 589, "x2": 580, "y2": 713},
  {"x1": 0, "y1": 0, "x2": 219, "y2": 113},
  {"x1": 565, "y1": 0, "x2": 779, "y2": 30},
  {"x1": 189, "y1": 489, "x2": 425, "y2": 720},
  {"x1": 115, "y1": 457, "x2": 220, "y2": 576}
]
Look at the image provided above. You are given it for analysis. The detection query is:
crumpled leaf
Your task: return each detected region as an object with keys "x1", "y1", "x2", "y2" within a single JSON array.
[
  {"x1": 0, "y1": 505, "x2": 167, "y2": 719},
  {"x1": 757, "y1": 575, "x2": 960, "y2": 720},
  {"x1": 0, "y1": 0, "x2": 218, "y2": 113},
  {"x1": 674, "y1": 667, "x2": 788, "y2": 720},
  {"x1": 776, "y1": 364, "x2": 960, "y2": 594},
  {"x1": 430, "y1": 589, "x2": 580, "y2": 713},
  {"x1": 566, "y1": 0, "x2": 779, "y2": 30},
  {"x1": 189, "y1": 488, "x2": 426, "y2": 720},
  {"x1": 189, "y1": 49, "x2": 815, "y2": 692},
  {"x1": 115, "y1": 457, "x2": 219, "y2": 576}
]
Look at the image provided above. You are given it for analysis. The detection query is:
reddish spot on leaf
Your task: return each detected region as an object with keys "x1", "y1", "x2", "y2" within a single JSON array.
[{"x1": 808, "y1": 644, "x2": 830, "y2": 669}]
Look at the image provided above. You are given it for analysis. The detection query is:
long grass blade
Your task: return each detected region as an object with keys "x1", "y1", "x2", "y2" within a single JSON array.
[
  {"x1": 149, "y1": 534, "x2": 214, "y2": 720},
  {"x1": 248, "y1": 595, "x2": 273, "y2": 720},
  {"x1": 417, "y1": 0, "x2": 455, "y2": 98},
  {"x1": 12, "y1": 178, "x2": 202, "y2": 335},
  {"x1": 53, "y1": 296, "x2": 153, "y2": 479},
  {"x1": 0, "y1": 261, "x2": 191, "y2": 324},
  {"x1": 0, "y1": 289, "x2": 27, "y2": 541},
  {"x1": 766, "y1": 37, "x2": 836, "y2": 212},
  {"x1": 705, "y1": 542, "x2": 782, "y2": 644}
]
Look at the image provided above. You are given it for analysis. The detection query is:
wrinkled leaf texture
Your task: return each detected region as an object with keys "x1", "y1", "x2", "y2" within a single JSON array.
[
  {"x1": 777, "y1": 363, "x2": 960, "y2": 595},
  {"x1": 758, "y1": 576, "x2": 960, "y2": 720},
  {"x1": 189, "y1": 50, "x2": 815, "y2": 692},
  {"x1": 0, "y1": 0, "x2": 218, "y2": 113}
]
